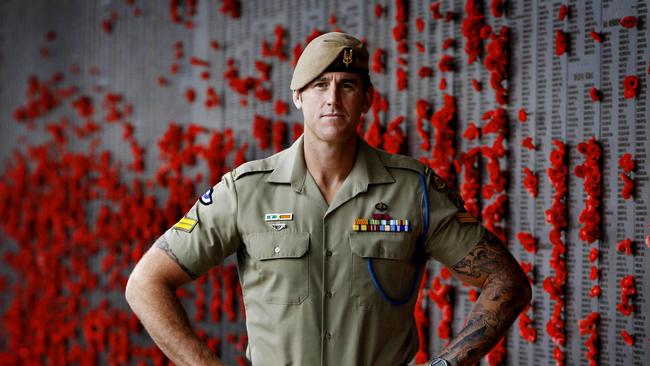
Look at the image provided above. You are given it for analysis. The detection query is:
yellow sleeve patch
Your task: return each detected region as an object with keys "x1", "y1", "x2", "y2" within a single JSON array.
[
  {"x1": 455, "y1": 212, "x2": 478, "y2": 224},
  {"x1": 173, "y1": 216, "x2": 198, "y2": 232}
]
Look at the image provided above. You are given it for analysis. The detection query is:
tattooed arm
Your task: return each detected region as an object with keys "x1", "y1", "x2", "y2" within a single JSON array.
[
  {"x1": 125, "y1": 239, "x2": 226, "y2": 366},
  {"x1": 433, "y1": 230, "x2": 532, "y2": 366}
]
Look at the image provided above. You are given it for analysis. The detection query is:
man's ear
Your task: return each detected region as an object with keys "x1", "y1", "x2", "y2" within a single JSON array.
[
  {"x1": 292, "y1": 90, "x2": 302, "y2": 110},
  {"x1": 361, "y1": 85, "x2": 374, "y2": 113}
]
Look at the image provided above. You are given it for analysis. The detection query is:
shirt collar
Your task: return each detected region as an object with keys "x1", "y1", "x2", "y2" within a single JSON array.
[{"x1": 266, "y1": 135, "x2": 394, "y2": 193}]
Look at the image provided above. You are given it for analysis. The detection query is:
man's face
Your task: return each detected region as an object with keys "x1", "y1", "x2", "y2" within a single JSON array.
[{"x1": 293, "y1": 71, "x2": 373, "y2": 145}]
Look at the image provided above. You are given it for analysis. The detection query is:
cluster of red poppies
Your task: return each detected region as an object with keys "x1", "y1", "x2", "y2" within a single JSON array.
[
  {"x1": 414, "y1": 271, "x2": 430, "y2": 364},
  {"x1": 2, "y1": 70, "x2": 255, "y2": 363},
  {"x1": 424, "y1": 94, "x2": 458, "y2": 182},
  {"x1": 617, "y1": 275, "x2": 636, "y2": 317},
  {"x1": 392, "y1": 0, "x2": 409, "y2": 90},
  {"x1": 484, "y1": 26, "x2": 509, "y2": 105},
  {"x1": 382, "y1": 116, "x2": 407, "y2": 154},
  {"x1": 477, "y1": 108, "x2": 508, "y2": 242},
  {"x1": 516, "y1": 232, "x2": 537, "y2": 254},
  {"x1": 518, "y1": 304, "x2": 537, "y2": 343},
  {"x1": 428, "y1": 272, "x2": 454, "y2": 341},
  {"x1": 522, "y1": 167, "x2": 538, "y2": 198},
  {"x1": 362, "y1": 90, "x2": 390, "y2": 148},
  {"x1": 578, "y1": 312, "x2": 599, "y2": 366},
  {"x1": 455, "y1": 149, "x2": 480, "y2": 218},
  {"x1": 540, "y1": 140, "x2": 568, "y2": 365},
  {"x1": 461, "y1": 0, "x2": 486, "y2": 65},
  {"x1": 623, "y1": 76, "x2": 639, "y2": 99},
  {"x1": 170, "y1": 0, "x2": 197, "y2": 28},
  {"x1": 225, "y1": 58, "x2": 274, "y2": 106},
  {"x1": 272, "y1": 121, "x2": 288, "y2": 153},
  {"x1": 371, "y1": 48, "x2": 386, "y2": 73},
  {"x1": 618, "y1": 153, "x2": 635, "y2": 199},
  {"x1": 574, "y1": 137, "x2": 601, "y2": 244},
  {"x1": 261, "y1": 26, "x2": 288, "y2": 61}
]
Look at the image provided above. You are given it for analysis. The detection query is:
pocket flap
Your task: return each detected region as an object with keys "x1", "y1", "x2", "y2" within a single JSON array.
[
  {"x1": 246, "y1": 232, "x2": 310, "y2": 260},
  {"x1": 349, "y1": 232, "x2": 413, "y2": 260}
]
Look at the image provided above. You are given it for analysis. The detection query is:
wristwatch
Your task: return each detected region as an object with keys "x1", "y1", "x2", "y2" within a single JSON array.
[{"x1": 428, "y1": 358, "x2": 450, "y2": 366}]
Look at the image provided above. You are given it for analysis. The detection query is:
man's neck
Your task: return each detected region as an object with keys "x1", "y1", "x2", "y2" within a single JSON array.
[{"x1": 303, "y1": 134, "x2": 358, "y2": 204}]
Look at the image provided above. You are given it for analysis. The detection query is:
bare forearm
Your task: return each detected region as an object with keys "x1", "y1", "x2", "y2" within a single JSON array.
[
  {"x1": 435, "y1": 230, "x2": 532, "y2": 365},
  {"x1": 437, "y1": 278, "x2": 529, "y2": 365},
  {"x1": 126, "y1": 275, "x2": 225, "y2": 365}
]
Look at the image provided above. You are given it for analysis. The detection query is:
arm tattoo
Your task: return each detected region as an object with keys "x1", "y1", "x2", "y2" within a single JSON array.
[
  {"x1": 438, "y1": 230, "x2": 531, "y2": 365},
  {"x1": 155, "y1": 239, "x2": 199, "y2": 279}
]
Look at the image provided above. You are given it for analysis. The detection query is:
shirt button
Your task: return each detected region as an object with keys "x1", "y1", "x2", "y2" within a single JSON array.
[
  {"x1": 325, "y1": 332, "x2": 332, "y2": 340},
  {"x1": 325, "y1": 250, "x2": 333, "y2": 257},
  {"x1": 274, "y1": 246, "x2": 280, "y2": 253},
  {"x1": 326, "y1": 291, "x2": 333, "y2": 298}
]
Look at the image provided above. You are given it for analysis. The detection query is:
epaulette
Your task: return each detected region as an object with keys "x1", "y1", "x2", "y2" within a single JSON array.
[
  {"x1": 230, "y1": 152, "x2": 282, "y2": 181},
  {"x1": 375, "y1": 149, "x2": 429, "y2": 176}
]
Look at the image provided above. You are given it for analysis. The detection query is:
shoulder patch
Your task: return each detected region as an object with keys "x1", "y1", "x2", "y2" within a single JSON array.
[{"x1": 199, "y1": 188, "x2": 213, "y2": 205}]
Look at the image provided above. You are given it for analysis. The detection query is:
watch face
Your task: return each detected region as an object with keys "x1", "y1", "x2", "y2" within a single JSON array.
[{"x1": 430, "y1": 358, "x2": 450, "y2": 366}]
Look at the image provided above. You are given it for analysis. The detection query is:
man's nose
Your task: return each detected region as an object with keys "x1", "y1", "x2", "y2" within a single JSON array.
[{"x1": 325, "y1": 84, "x2": 341, "y2": 105}]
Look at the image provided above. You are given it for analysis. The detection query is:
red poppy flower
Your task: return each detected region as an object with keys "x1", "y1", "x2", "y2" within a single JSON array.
[
  {"x1": 555, "y1": 30, "x2": 568, "y2": 55},
  {"x1": 589, "y1": 87, "x2": 601, "y2": 102},
  {"x1": 416, "y1": 17, "x2": 424, "y2": 32},
  {"x1": 392, "y1": 23, "x2": 407, "y2": 41},
  {"x1": 518, "y1": 108, "x2": 527, "y2": 122},
  {"x1": 463, "y1": 123, "x2": 480, "y2": 141},
  {"x1": 472, "y1": 79, "x2": 482, "y2": 91},
  {"x1": 439, "y1": 77, "x2": 447, "y2": 90},
  {"x1": 438, "y1": 55, "x2": 454, "y2": 72},
  {"x1": 620, "y1": 331, "x2": 635, "y2": 346},
  {"x1": 442, "y1": 38, "x2": 456, "y2": 50},
  {"x1": 415, "y1": 42, "x2": 425, "y2": 53},
  {"x1": 623, "y1": 75, "x2": 639, "y2": 94},
  {"x1": 589, "y1": 31, "x2": 603, "y2": 43},
  {"x1": 618, "y1": 153, "x2": 635, "y2": 172},
  {"x1": 589, "y1": 285, "x2": 601, "y2": 297},
  {"x1": 396, "y1": 68, "x2": 407, "y2": 90},
  {"x1": 589, "y1": 248, "x2": 599, "y2": 262},
  {"x1": 490, "y1": 0, "x2": 504, "y2": 17},
  {"x1": 522, "y1": 167, "x2": 538, "y2": 198},
  {"x1": 371, "y1": 48, "x2": 385, "y2": 73},
  {"x1": 558, "y1": 4, "x2": 568, "y2": 20},
  {"x1": 397, "y1": 41, "x2": 408, "y2": 53},
  {"x1": 521, "y1": 136, "x2": 535, "y2": 150},
  {"x1": 374, "y1": 4, "x2": 383, "y2": 17},
  {"x1": 430, "y1": 2, "x2": 443, "y2": 20},
  {"x1": 516, "y1": 232, "x2": 537, "y2": 253},
  {"x1": 619, "y1": 16, "x2": 637, "y2": 29},
  {"x1": 418, "y1": 66, "x2": 432, "y2": 78},
  {"x1": 620, "y1": 173, "x2": 634, "y2": 200},
  {"x1": 480, "y1": 25, "x2": 493, "y2": 39},
  {"x1": 616, "y1": 238, "x2": 633, "y2": 255},
  {"x1": 590, "y1": 266, "x2": 598, "y2": 281}
]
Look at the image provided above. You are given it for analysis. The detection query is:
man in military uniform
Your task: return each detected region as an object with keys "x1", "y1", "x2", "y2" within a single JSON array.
[{"x1": 126, "y1": 32, "x2": 531, "y2": 366}]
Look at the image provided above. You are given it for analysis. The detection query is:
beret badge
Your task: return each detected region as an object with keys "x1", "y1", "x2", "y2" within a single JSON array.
[{"x1": 342, "y1": 48, "x2": 353, "y2": 66}]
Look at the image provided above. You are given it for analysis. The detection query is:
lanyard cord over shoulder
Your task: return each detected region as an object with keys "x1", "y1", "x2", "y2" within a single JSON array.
[{"x1": 366, "y1": 172, "x2": 430, "y2": 306}]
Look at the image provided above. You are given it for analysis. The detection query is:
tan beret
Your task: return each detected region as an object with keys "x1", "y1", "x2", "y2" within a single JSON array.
[{"x1": 290, "y1": 32, "x2": 369, "y2": 90}]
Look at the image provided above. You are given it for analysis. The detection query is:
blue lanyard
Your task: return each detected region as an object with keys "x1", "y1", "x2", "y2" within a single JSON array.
[{"x1": 366, "y1": 172, "x2": 430, "y2": 306}]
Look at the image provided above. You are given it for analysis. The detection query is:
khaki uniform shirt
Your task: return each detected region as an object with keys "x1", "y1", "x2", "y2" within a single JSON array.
[{"x1": 158, "y1": 136, "x2": 484, "y2": 366}]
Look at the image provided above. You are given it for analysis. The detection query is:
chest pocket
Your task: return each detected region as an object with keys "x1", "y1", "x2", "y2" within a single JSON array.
[
  {"x1": 349, "y1": 232, "x2": 417, "y2": 306},
  {"x1": 245, "y1": 232, "x2": 310, "y2": 305}
]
